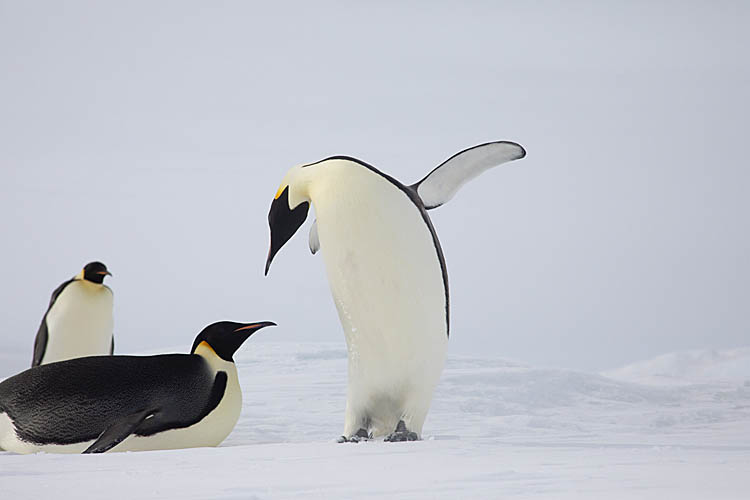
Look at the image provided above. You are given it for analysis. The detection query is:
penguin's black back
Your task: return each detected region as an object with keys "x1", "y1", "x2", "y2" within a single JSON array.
[{"x1": 0, "y1": 354, "x2": 226, "y2": 445}]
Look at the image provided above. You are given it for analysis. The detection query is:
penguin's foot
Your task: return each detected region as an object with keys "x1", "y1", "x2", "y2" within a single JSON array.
[
  {"x1": 337, "y1": 428, "x2": 371, "y2": 443},
  {"x1": 384, "y1": 420, "x2": 419, "y2": 442}
]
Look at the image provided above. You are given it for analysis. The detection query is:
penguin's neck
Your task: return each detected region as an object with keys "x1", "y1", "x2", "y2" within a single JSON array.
[
  {"x1": 305, "y1": 160, "x2": 382, "y2": 214},
  {"x1": 287, "y1": 158, "x2": 363, "y2": 208},
  {"x1": 192, "y1": 341, "x2": 243, "y2": 433},
  {"x1": 193, "y1": 342, "x2": 238, "y2": 376},
  {"x1": 72, "y1": 270, "x2": 106, "y2": 292}
]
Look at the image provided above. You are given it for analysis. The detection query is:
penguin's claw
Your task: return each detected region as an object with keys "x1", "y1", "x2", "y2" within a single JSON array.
[
  {"x1": 384, "y1": 431, "x2": 419, "y2": 442},
  {"x1": 338, "y1": 428, "x2": 371, "y2": 443},
  {"x1": 384, "y1": 420, "x2": 419, "y2": 442}
]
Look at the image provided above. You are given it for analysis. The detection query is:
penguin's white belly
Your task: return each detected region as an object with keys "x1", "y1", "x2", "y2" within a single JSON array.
[
  {"x1": 313, "y1": 172, "x2": 448, "y2": 436},
  {"x1": 0, "y1": 369, "x2": 242, "y2": 454},
  {"x1": 43, "y1": 282, "x2": 113, "y2": 364}
]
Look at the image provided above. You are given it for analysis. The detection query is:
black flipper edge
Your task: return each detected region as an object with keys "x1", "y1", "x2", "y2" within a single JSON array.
[
  {"x1": 82, "y1": 409, "x2": 154, "y2": 454},
  {"x1": 31, "y1": 278, "x2": 76, "y2": 367}
]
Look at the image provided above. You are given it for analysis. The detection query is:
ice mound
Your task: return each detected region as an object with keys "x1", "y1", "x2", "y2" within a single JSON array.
[{"x1": 603, "y1": 348, "x2": 750, "y2": 385}]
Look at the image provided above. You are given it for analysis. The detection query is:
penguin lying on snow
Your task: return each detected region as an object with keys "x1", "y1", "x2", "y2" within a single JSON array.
[
  {"x1": 0, "y1": 321, "x2": 275, "y2": 454},
  {"x1": 32, "y1": 261, "x2": 114, "y2": 367},
  {"x1": 265, "y1": 141, "x2": 526, "y2": 442}
]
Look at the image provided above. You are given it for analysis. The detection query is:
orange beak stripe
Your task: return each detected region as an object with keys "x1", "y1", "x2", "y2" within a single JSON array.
[{"x1": 234, "y1": 323, "x2": 263, "y2": 332}]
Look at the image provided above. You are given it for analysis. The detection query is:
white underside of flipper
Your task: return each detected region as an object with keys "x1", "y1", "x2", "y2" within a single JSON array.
[
  {"x1": 0, "y1": 346, "x2": 242, "y2": 454},
  {"x1": 414, "y1": 141, "x2": 526, "y2": 209},
  {"x1": 42, "y1": 280, "x2": 114, "y2": 364},
  {"x1": 309, "y1": 161, "x2": 448, "y2": 438}
]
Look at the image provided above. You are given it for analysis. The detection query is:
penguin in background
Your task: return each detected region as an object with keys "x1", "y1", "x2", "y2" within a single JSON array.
[
  {"x1": 0, "y1": 320, "x2": 275, "y2": 454},
  {"x1": 32, "y1": 261, "x2": 114, "y2": 367},
  {"x1": 265, "y1": 140, "x2": 526, "y2": 442}
]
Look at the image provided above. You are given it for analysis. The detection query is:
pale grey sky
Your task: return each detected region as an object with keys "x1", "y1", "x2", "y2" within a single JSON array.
[{"x1": 1, "y1": 1, "x2": 748, "y2": 377}]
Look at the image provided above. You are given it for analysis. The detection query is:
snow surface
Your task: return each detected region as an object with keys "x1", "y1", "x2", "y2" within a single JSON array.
[{"x1": 2, "y1": 344, "x2": 749, "y2": 499}]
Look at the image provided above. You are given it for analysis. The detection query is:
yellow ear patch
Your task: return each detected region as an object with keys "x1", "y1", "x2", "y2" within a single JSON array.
[
  {"x1": 195, "y1": 340, "x2": 218, "y2": 358},
  {"x1": 274, "y1": 184, "x2": 287, "y2": 200}
]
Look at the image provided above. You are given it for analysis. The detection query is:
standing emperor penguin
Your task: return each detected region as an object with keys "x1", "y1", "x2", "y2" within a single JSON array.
[
  {"x1": 265, "y1": 141, "x2": 526, "y2": 441},
  {"x1": 32, "y1": 261, "x2": 114, "y2": 367},
  {"x1": 31, "y1": 262, "x2": 115, "y2": 366},
  {"x1": 0, "y1": 321, "x2": 275, "y2": 454}
]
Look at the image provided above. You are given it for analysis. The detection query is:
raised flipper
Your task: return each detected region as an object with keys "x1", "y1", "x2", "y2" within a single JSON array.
[
  {"x1": 309, "y1": 219, "x2": 320, "y2": 255},
  {"x1": 412, "y1": 141, "x2": 526, "y2": 209},
  {"x1": 82, "y1": 409, "x2": 154, "y2": 454}
]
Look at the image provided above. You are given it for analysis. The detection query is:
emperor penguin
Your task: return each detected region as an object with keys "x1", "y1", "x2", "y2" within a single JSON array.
[
  {"x1": 0, "y1": 320, "x2": 275, "y2": 454},
  {"x1": 32, "y1": 261, "x2": 114, "y2": 367},
  {"x1": 264, "y1": 140, "x2": 526, "y2": 442}
]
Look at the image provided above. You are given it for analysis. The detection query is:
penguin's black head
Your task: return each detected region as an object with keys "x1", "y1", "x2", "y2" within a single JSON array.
[
  {"x1": 190, "y1": 321, "x2": 276, "y2": 362},
  {"x1": 265, "y1": 186, "x2": 309, "y2": 275},
  {"x1": 82, "y1": 261, "x2": 112, "y2": 284}
]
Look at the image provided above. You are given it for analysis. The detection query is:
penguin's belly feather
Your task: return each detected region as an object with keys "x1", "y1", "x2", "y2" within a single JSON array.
[
  {"x1": 313, "y1": 172, "x2": 448, "y2": 432},
  {"x1": 43, "y1": 281, "x2": 113, "y2": 363}
]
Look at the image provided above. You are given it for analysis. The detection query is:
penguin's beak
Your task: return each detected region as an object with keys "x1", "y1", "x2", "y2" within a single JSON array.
[
  {"x1": 97, "y1": 271, "x2": 113, "y2": 277},
  {"x1": 224, "y1": 321, "x2": 277, "y2": 357},
  {"x1": 265, "y1": 187, "x2": 309, "y2": 275}
]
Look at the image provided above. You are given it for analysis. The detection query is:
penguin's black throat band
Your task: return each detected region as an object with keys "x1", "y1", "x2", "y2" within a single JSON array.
[{"x1": 265, "y1": 186, "x2": 309, "y2": 275}]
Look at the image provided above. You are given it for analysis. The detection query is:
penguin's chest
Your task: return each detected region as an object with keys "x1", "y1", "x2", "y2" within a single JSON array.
[
  {"x1": 116, "y1": 369, "x2": 242, "y2": 453},
  {"x1": 45, "y1": 283, "x2": 113, "y2": 361},
  {"x1": 314, "y1": 180, "x2": 447, "y2": 363}
]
